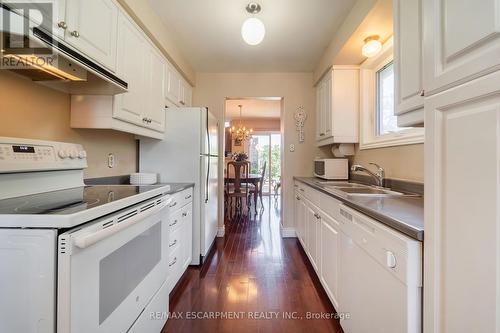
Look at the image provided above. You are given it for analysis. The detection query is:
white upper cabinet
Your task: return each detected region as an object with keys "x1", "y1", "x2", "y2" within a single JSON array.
[
  {"x1": 423, "y1": 0, "x2": 500, "y2": 95},
  {"x1": 145, "y1": 46, "x2": 166, "y2": 132},
  {"x1": 113, "y1": 12, "x2": 146, "y2": 127},
  {"x1": 165, "y1": 64, "x2": 180, "y2": 105},
  {"x1": 394, "y1": 0, "x2": 424, "y2": 126},
  {"x1": 65, "y1": 0, "x2": 118, "y2": 72},
  {"x1": 165, "y1": 65, "x2": 193, "y2": 107},
  {"x1": 316, "y1": 67, "x2": 359, "y2": 146}
]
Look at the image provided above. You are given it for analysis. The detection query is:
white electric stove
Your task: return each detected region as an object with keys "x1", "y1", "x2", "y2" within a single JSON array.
[{"x1": 0, "y1": 137, "x2": 173, "y2": 333}]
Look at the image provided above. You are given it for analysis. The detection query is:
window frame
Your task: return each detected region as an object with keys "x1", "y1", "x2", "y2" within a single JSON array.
[{"x1": 359, "y1": 37, "x2": 424, "y2": 150}]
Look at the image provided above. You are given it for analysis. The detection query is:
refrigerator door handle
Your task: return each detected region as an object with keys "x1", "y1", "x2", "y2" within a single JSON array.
[
  {"x1": 205, "y1": 156, "x2": 210, "y2": 203},
  {"x1": 206, "y1": 107, "x2": 210, "y2": 156}
]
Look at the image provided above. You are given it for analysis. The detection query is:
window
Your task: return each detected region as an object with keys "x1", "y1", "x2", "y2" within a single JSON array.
[
  {"x1": 376, "y1": 62, "x2": 405, "y2": 135},
  {"x1": 359, "y1": 37, "x2": 424, "y2": 149}
]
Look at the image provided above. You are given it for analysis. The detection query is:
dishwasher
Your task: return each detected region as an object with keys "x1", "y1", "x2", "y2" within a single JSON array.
[{"x1": 338, "y1": 204, "x2": 422, "y2": 333}]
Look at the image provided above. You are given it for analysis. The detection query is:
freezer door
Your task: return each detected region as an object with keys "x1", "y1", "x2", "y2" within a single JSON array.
[{"x1": 200, "y1": 155, "x2": 219, "y2": 258}]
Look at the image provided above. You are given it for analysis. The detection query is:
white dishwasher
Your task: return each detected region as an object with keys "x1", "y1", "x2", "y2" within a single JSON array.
[{"x1": 338, "y1": 204, "x2": 422, "y2": 333}]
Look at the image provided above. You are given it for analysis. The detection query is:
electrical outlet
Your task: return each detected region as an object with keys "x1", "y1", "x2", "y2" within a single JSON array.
[
  {"x1": 289, "y1": 144, "x2": 295, "y2": 152},
  {"x1": 107, "y1": 153, "x2": 115, "y2": 168}
]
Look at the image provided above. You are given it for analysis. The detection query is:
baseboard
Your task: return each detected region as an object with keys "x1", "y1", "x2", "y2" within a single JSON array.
[
  {"x1": 280, "y1": 225, "x2": 296, "y2": 238},
  {"x1": 217, "y1": 226, "x2": 225, "y2": 237}
]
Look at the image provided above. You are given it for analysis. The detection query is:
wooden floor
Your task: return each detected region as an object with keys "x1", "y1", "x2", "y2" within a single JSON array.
[{"x1": 162, "y1": 197, "x2": 344, "y2": 333}]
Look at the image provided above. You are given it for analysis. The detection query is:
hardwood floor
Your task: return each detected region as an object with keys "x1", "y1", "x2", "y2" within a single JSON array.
[{"x1": 162, "y1": 196, "x2": 344, "y2": 333}]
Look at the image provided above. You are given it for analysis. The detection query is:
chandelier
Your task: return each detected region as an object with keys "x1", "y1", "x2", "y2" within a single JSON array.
[{"x1": 230, "y1": 105, "x2": 253, "y2": 142}]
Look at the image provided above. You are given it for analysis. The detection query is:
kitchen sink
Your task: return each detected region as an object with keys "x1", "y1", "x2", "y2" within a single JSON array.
[{"x1": 313, "y1": 180, "x2": 421, "y2": 197}]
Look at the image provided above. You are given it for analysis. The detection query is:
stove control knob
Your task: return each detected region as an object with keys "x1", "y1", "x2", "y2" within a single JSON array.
[
  {"x1": 58, "y1": 150, "x2": 69, "y2": 159},
  {"x1": 78, "y1": 150, "x2": 87, "y2": 159},
  {"x1": 69, "y1": 150, "x2": 78, "y2": 159}
]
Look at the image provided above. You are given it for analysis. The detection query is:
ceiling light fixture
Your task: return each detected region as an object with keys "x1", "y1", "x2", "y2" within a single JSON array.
[
  {"x1": 362, "y1": 35, "x2": 382, "y2": 58},
  {"x1": 241, "y1": 3, "x2": 265, "y2": 46},
  {"x1": 229, "y1": 105, "x2": 253, "y2": 142}
]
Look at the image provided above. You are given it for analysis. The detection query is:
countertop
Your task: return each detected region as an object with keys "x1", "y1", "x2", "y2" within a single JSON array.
[
  {"x1": 84, "y1": 176, "x2": 194, "y2": 195},
  {"x1": 161, "y1": 182, "x2": 195, "y2": 194},
  {"x1": 294, "y1": 177, "x2": 424, "y2": 241}
]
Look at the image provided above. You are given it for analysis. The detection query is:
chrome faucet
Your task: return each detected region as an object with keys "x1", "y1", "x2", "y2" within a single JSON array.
[{"x1": 351, "y1": 163, "x2": 385, "y2": 187}]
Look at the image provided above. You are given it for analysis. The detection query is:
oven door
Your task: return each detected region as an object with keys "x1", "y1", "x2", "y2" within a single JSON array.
[{"x1": 57, "y1": 195, "x2": 171, "y2": 333}]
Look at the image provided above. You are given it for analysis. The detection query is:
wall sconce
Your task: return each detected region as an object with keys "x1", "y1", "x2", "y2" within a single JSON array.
[{"x1": 362, "y1": 35, "x2": 382, "y2": 58}]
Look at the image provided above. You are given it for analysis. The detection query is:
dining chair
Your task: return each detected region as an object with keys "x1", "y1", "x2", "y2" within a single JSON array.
[
  {"x1": 226, "y1": 161, "x2": 254, "y2": 216},
  {"x1": 250, "y1": 161, "x2": 266, "y2": 208}
]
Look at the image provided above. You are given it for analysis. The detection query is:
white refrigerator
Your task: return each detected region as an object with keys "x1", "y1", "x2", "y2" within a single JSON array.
[{"x1": 139, "y1": 107, "x2": 219, "y2": 265}]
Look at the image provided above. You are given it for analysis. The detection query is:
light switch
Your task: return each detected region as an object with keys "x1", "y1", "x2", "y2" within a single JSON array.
[{"x1": 289, "y1": 144, "x2": 295, "y2": 152}]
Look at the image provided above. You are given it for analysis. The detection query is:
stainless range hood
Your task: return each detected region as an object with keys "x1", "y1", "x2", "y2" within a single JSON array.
[{"x1": 1, "y1": 4, "x2": 128, "y2": 95}]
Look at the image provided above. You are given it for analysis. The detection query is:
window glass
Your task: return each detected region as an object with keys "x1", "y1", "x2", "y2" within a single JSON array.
[{"x1": 376, "y1": 62, "x2": 408, "y2": 135}]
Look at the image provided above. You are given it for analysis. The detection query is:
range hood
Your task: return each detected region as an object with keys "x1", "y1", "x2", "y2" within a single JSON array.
[{"x1": 0, "y1": 4, "x2": 127, "y2": 95}]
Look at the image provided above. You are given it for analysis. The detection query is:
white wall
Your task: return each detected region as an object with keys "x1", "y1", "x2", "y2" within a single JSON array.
[{"x1": 193, "y1": 73, "x2": 317, "y2": 232}]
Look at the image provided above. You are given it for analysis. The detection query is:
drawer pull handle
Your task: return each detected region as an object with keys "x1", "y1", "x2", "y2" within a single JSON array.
[
  {"x1": 185, "y1": 194, "x2": 192, "y2": 199},
  {"x1": 169, "y1": 239, "x2": 177, "y2": 248},
  {"x1": 182, "y1": 212, "x2": 188, "y2": 217},
  {"x1": 169, "y1": 257, "x2": 177, "y2": 267},
  {"x1": 299, "y1": 188, "x2": 305, "y2": 192},
  {"x1": 169, "y1": 202, "x2": 177, "y2": 208},
  {"x1": 169, "y1": 220, "x2": 178, "y2": 227}
]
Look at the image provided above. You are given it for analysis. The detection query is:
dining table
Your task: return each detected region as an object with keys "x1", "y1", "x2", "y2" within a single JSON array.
[{"x1": 224, "y1": 173, "x2": 262, "y2": 209}]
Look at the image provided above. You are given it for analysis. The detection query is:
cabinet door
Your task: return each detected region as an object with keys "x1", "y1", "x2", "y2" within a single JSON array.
[
  {"x1": 424, "y1": 71, "x2": 500, "y2": 333},
  {"x1": 423, "y1": 0, "x2": 500, "y2": 95},
  {"x1": 394, "y1": 0, "x2": 424, "y2": 126},
  {"x1": 184, "y1": 85, "x2": 192, "y2": 107},
  {"x1": 145, "y1": 46, "x2": 166, "y2": 132},
  {"x1": 305, "y1": 204, "x2": 319, "y2": 271},
  {"x1": 324, "y1": 74, "x2": 333, "y2": 137},
  {"x1": 113, "y1": 12, "x2": 146, "y2": 127},
  {"x1": 294, "y1": 193, "x2": 306, "y2": 246},
  {"x1": 25, "y1": 0, "x2": 67, "y2": 40},
  {"x1": 65, "y1": 0, "x2": 118, "y2": 71},
  {"x1": 315, "y1": 85, "x2": 322, "y2": 140},
  {"x1": 320, "y1": 214, "x2": 340, "y2": 310},
  {"x1": 165, "y1": 65, "x2": 180, "y2": 106}
]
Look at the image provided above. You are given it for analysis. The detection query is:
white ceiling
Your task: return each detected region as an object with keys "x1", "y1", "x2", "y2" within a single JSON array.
[
  {"x1": 149, "y1": 0, "x2": 357, "y2": 72},
  {"x1": 225, "y1": 99, "x2": 281, "y2": 120}
]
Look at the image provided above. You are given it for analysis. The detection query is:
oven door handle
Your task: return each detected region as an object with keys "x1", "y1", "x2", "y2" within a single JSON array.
[{"x1": 73, "y1": 198, "x2": 171, "y2": 249}]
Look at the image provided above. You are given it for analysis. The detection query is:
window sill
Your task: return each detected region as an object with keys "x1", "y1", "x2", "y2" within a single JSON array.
[{"x1": 360, "y1": 130, "x2": 424, "y2": 150}]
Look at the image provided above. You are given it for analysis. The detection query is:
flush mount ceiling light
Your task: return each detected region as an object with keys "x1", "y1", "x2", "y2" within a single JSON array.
[
  {"x1": 362, "y1": 35, "x2": 382, "y2": 58},
  {"x1": 241, "y1": 3, "x2": 265, "y2": 46}
]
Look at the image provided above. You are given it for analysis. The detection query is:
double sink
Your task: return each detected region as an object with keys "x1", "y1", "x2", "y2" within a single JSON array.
[{"x1": 314, "y1": 181, "x2": 420, "y2": 198}]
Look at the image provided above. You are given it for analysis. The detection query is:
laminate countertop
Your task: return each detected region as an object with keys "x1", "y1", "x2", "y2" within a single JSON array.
[{"x1": 294, "y1": 177, "x2": 424, "y2": 241}]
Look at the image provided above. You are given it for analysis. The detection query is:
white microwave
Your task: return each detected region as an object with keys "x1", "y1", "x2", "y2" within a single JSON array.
[{"x1": 314, "y1": 158, "x2": 349, "y2": 180}]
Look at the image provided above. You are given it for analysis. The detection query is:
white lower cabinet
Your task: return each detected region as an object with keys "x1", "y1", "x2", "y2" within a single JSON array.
[
  {"x1": 294, "y1": 183, "x2": 340, "y2": 311},
  {"x1": 166, "y1": 188, "x2": 193, "y2": 293},
  {"x1": 294, "y1": 180, "x2": 422, "y2": 333},
  {"x1": 320, "y1": 213, "x2": 340, "y2": 310}
]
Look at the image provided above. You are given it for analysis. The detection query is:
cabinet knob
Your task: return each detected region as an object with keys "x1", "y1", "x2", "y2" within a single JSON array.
[
  {"x1": 319, "y1": 133, "x2": 325, "y2": 136},
  {"x1": 296, "y1": 196, "x2": 300, "y2": 200},
  {"x1": 58, "y1": 21, "x2": 67, "y2": 29},
  {"x1": 420, "y1": 89, "x2": 425, "y2": 97},
  {"x1": 314, "y1": 213, "x2": 321, "y2": 220},
  {"x1": 71, "y1": 30, "x2": 80, "y2": 38}
]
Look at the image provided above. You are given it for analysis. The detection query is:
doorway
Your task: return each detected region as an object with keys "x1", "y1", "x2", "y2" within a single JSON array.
[
  {"x1": 223, "y1": 97, "x2": 283, "y2": 216},
  {"x1": 248, "y1": 132, "x2": 281, "y2": 195}
]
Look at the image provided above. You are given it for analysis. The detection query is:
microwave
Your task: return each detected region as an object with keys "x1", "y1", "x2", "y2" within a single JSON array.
[{"x1": 314, "y1": 158, "x2": 349, "y2": 180}]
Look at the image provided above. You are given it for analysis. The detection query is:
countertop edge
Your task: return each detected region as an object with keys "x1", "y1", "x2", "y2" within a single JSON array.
[{"x1": 293, "y1": 177, "x2": 424, "y2": 241}]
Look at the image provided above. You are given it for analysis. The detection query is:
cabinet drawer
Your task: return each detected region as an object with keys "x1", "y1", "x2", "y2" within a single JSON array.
[
  {"x1": 168, "y1": 209, "x2": 183, "y2": 232},
  {"x1": 319, "y1": 192, "x2": 341, "y2": 223},
  {"x1": 168, "y1": 226, "x2": 182, "y2": 252},
  {"x1": 168, "y1": 244, "x2": 182, "y2": 273},
  {"x1": 169, "y1": 188, "x2": 193, "y2": 211}
]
